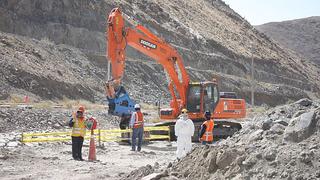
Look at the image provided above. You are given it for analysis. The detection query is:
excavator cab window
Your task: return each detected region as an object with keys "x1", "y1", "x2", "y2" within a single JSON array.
[
  {"x1": 186, "y1": 84, "x2": 201, "y2": 113},
  {"x1": 203, "y1": 84, "x2": 219, "y2": 112}
]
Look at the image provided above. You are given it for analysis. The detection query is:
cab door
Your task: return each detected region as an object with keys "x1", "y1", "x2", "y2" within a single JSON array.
[
  {"x1": 186, "y1": 84, "x2": 201, "y2": 113},
  {"x1": 202, "y1": 83, "x2": 219, "y2": 113}
]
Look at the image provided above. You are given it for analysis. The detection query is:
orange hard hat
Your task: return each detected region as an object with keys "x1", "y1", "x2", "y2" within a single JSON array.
[{"x1": 78, "y1": 106, "x2": 85, "y2": 112}]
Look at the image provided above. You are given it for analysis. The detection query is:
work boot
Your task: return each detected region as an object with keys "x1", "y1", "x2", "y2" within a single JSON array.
[
  {"x1": 137, "y1": 147, "x2": 141, "y2": 152},
  {"x1": 131, "y1": 148, "x2": 135, "y2": 151}
]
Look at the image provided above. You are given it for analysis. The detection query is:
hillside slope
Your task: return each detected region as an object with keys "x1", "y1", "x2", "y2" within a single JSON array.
[
  {"x1": 257, "y1": 16, "x2": 320, "y2": 66},
  {"x1": 0, "y1": 0, "x2": 319, "y2": 105}
]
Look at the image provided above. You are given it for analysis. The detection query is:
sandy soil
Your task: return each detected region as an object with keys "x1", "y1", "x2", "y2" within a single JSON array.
[{"x1": 0, "y1": 140, "x2": 176, "y2": 180}]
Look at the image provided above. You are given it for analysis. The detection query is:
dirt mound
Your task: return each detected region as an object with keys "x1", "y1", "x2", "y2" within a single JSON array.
[{"x1": 126, "y1": 99, "x2": 320, "y2": 179}]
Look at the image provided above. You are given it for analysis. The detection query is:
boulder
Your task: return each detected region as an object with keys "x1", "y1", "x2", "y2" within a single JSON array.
[
  {"x1": 298, "y1": 151, "x2": 313, "y2": 164},
  {"x1": 248, "y1": 129, "x2": 263, "y2": 143},
  {"x1": 269, "y1": 124, "x2": 285, "y2": 135},
  {"x1": 274, "y1": 119, "x2": 289, "y2": 126},
  {"x1": 295, "y1": 98, "x2": 312, "y2": 107},
  {"x1": 7, "y1": 141, "x2": 19, "y2": 147},
  {"x1": 207, "y1": 151, "x2": 218, "y2": 173},
  {"x1": 264, "y1": 148, "x2": 277, "y2": 161},
  {"x1": 242, "y1": 156, "x2": 257, "y2": 169},
  {"x1": 262, "y1": 119, "x2": 273, "y2": 131},
  {"x1": 216, "y1": 149, "x2": 238, "y2": 169},
  {"x1": 283, "y1": 111, "x2": 317, "y2": 142}
]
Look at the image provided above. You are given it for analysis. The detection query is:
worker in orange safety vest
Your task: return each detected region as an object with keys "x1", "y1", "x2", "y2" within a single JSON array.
[
  {"x1": 69, "y1": 106, "x2": 87, "y2": 161},
  {"x1": 129, "y1": 104, "x2": 144, "y2": 151},
  {"x1": 199, "y1": 111, "x2": 214, "y2": 145}
]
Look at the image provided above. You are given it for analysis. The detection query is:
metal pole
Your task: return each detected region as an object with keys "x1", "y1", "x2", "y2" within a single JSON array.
[
  {"x1": 107, "y1": 61, "x2": 111, "y2": 81},
  {"x1": 98, "y1": 129, "x2": 101, "y2": 147},
  {"x1": 251, "y1": 46, "x2": 255, "y2": 107}
]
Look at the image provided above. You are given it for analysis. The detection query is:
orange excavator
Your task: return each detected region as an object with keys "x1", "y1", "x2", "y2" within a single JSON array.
[{"x1": 105, "y1": 8, "x2": 246, "y2": 139}]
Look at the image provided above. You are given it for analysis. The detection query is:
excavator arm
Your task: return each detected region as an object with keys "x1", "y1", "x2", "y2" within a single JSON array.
[{"x1": 106, "y1": 8, "x2": 189, "y2": 118}]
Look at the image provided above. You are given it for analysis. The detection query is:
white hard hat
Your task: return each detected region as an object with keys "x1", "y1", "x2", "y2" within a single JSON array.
[{"x1": 134, "y1": 104, "x2": 140, "y2": 109}]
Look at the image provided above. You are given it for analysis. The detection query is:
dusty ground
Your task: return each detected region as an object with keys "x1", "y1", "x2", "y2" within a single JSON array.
[
  {"x1": 0, "y1": 140, "x2": 176, "y2": 180},
  {"x1": 0, "y1": 104, "x2": 175, "y2": 180}
]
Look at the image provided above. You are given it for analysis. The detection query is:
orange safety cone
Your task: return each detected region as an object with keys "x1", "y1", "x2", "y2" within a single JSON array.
[{"x1": 88, "y1": 129, "x2": 96, "y2": 161}]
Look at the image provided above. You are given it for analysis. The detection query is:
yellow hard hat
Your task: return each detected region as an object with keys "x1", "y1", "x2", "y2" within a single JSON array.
[{"x1": 181, "y1": 108, "x2": 188, "y2": 113}]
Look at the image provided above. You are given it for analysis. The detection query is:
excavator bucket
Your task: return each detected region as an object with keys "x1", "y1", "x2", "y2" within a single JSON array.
[{"x1": 106, "y1": 86, "x2": 135, "y2": 118}]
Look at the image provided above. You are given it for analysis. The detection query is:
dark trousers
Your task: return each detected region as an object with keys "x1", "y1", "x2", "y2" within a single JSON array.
[
  {"x1": 132, "y1": 127, "x2": 143, "y2": 151},
  {"x1": 72, "y1": 136, "x2": 84, "y2": 160},
  {"x1": 202, "y1": 141, "x2": 212, "y2": 145}
]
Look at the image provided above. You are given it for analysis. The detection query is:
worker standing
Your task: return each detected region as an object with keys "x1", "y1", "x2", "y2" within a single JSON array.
[
  {"x1": 69, "y1": 106, "x2": 87, "y2": 161},
  {"x1": 130, "y1": 104, "x2": 144, "y2": 151},
  {"x1": 199, "y1": 111, "x2": 214, "y2": 145},
  {"x1": 174, "y1": 109, "x2": 195, "y2": 159}
]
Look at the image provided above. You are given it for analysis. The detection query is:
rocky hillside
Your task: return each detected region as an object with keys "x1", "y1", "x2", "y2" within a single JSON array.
[
  {"x1": 0, "y1": 0, "x2": 319, "y2": 105},
  {"x1": 257, "y1": 16, "x2": 320, "y2": 66},
  {"x1": 0, "y1": 32, "x2": 166, "y2": 104}
]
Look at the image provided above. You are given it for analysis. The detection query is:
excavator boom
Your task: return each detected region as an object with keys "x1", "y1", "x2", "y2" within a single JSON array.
[{"x1": 107, "y1": 8, "x2": 189, "y2": 118}]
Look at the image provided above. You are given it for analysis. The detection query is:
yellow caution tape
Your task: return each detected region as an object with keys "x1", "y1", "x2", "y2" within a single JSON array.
[{"x1": 22, "y1": 126, "x2": 170, "y2": 143}]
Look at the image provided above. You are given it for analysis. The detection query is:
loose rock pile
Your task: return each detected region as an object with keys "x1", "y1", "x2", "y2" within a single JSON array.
[{"x1": 126, "y1": 99, "x2": 320, "y2": 180}]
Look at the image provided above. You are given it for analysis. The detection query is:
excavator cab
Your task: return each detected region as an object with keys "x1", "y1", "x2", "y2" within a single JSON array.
[{"x1": 186, "y1": 82, "x2": 219, "y2": 120}]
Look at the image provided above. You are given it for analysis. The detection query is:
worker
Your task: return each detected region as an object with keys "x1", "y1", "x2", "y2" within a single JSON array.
[
  {"x1": 69, "y1": 106, "x2": 87, "y2": 161},
  {"x1": 129, "y1": 104, "x2": 144, "y2": 151},
  {"x1": 199, "y1": 111, "x2": 214, "y2": 145},
  {"x1": 174, "y1": 108, "x2": 195, "y2": 159}
]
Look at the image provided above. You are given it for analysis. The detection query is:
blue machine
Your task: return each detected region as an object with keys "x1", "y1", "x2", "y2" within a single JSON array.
[{"x1": 106, "y1": 86, "x2": 136, "y2": 129}]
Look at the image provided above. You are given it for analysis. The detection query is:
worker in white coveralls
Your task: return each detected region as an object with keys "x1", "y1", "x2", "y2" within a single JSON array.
[{"x1": 174, "y1": 108, "x2": 195, "y2": 159}]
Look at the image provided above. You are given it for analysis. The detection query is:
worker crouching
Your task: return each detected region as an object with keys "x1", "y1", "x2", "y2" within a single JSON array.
[
  {"x1": 130, "y1": 104, "x2": 144, "y2": 151},
  {"x1": 69, "y1": 106, "x2": 87, "y2": 161},
  {"x1": 174, "y1": 109, "x2": 195, "y2": 159},
  {"x1": 199, "y1": 111, "x2": 214, "y2": 145}
]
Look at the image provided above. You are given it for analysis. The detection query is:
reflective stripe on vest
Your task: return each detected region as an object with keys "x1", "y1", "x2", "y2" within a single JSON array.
[
  {"x1": 71, "y1": 113, "x2": 86, "y2": 137},
  {"x1": 201, "y1": 119, "x2": 214, "y2": 142},
  {"x1": 133, "y1": 111, "x2": 144, "y2": 128}
]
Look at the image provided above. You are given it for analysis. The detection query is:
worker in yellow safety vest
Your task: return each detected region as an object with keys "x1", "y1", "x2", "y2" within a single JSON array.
[
  {"x1": 129, "y1": 104, "x2": 144, "y2": 151},
  {"x1": 199, "y1": 111, "x2": 214, "y2": 145},
  {"x1": 69, "y1": 106, "x2": 87, "y2": 161}
]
